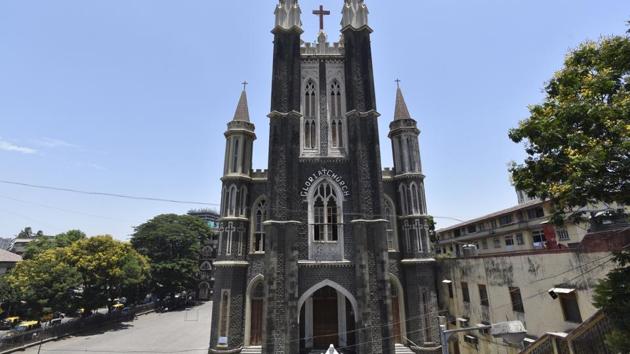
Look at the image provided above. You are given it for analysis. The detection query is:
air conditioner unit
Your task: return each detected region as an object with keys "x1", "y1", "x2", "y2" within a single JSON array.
[{"x1": 462, "y1": 244, "x2": 479, "y2": 257}]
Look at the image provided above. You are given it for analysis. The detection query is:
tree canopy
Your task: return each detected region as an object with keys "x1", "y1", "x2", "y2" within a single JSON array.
[
  {"x1": 23, "y1": 229, "x2": 86, "y2": 260},
  {"x1": 65, "y1": 236, "x2": 150, "y2": 312},
  {"x1": 7, "y1": 248, "x2": 82, "y2": 316},
  {"x1": 131, "y1": 214, "x2": 211, "y2": 298},
  {"x1": 509, "y1": 35, "x2": 630, "y2": 215}
]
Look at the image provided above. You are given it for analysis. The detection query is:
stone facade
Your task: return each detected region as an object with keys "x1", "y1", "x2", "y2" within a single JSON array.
[{"x1": 210, "y1": 2, "x2": 439, "y2": 353}]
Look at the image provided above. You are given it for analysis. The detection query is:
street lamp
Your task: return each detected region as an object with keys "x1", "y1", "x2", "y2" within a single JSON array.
[{"x1": 439, "y1": 320, "x2": 526, "y2": 354}]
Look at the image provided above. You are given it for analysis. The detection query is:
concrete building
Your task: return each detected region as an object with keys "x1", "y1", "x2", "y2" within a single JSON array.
[
  {"x1": 436, "y1": 216, "x2": 629, "y2": 354},
  {"x1": 0, "y1": 249, "x2": 22, "y2": 275},
  {"x1": 210, "y1": 1, "x2": 439, "y2": 353},
  {"x1": 8, "y1": 238, "x2": 34, "y2": 256}
]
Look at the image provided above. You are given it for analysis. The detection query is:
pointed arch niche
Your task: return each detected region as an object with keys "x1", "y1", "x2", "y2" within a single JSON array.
[
  {"x1": 307, "y1": 178, "x2": 345, "y2": 261},
  {"x1": 244, "y1": 275, "x2": 265, "y2": 346},
  {"x1": 301, "y1": 78, "x2": 320, "y2": 156}
]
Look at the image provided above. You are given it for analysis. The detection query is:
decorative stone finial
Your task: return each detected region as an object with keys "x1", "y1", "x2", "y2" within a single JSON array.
[
  {"x1": 341, "y1": 0, "x2": 369, "y2": 30},
  {"x1": 274, "y1": 0, "x2": 302, "y2": 31}
]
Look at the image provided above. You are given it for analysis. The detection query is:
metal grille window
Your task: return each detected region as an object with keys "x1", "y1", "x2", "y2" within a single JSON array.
[
  {"x1": 556, "y1": 228, "x2": 570, "y2": 241},
  {"x1": 516, "y1": 233, "x2": 525, "y2": 245},
  {"x1": 494, "y1": 238, "x2": 501, "y2": 249},
  {"x1": 479, "y1": 284, "x2": 489, "y2": 306},
  {"x1": 461, "y1": 282, "x2": 470, "y2": 303},
  {"x1": 509, "y1": 287, "x2": 525, "y2": 313}
]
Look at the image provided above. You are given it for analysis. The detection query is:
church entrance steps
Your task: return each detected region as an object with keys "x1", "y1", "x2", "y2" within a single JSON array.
[
  {"x1": 241, "y1": 346, "x2": 262, "y2": 354},
  {"x1": 395, "y1": 343, "x2": 416, "y2": 354}
]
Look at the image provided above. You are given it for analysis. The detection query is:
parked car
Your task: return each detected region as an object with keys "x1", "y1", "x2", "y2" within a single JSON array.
[{"x1": 0, "y1": 316, "x2": 20, "y2": 330}]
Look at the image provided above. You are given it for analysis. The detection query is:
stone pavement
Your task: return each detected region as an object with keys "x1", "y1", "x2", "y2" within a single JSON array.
[{"x1": 22, "y1": 301, "x2": 213, "y2": 354}]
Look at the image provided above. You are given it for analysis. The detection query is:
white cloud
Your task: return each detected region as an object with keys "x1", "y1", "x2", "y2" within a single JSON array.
[
  {"x1": 0, "y1": 139, "x2": 37, "y2": 154},
  {"x1": 35, "y1": 137, "x2": 78, "y2": 149}
]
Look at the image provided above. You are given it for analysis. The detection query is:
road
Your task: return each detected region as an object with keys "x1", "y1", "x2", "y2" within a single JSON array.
[{"x1": 22, "y1": 301, "x2": 213, "y2": 354}]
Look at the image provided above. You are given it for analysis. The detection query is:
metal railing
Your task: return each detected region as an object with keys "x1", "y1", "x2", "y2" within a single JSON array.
[{"x1": 0, "y1": 303, "x2": 155, "y2": 352}]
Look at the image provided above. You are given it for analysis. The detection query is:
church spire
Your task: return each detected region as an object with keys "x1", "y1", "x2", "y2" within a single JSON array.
[
  {"x1": 232, "y1": 88, "x2": 250, "y2": 122},
  {"x1": 394, "y1": 84, "x2": 412, "y2": 120},
  {"x1": 274, "y1": 0, "x2": 302, "y2": 32},
  {"x1": 341, "y1": 0, "x2": 369, "y2": 30}
]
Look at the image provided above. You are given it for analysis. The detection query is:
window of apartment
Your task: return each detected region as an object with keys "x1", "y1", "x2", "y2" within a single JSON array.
[
  {"x1": 448, "y1": 283, "x2": 454, "y2": 298},
  {"x1": 560, "y1": 293, "x2": 583, "y2": 323},
  {"x1": 490, "y1": 219, "x2": 497, "y2": 229},
  {"x1": 516, "y1": 233, "x2": 525, "y2": 245},
  {"x1": 493, "y1": 238, "x2": 501, "y2": 249},
  {"x1": 478, "y1": 284, "x2": 489, "y2": 306},
  {"x1": 509, "y1": 287, "x2": 525, "y2": 313},
  {"x1": 461, "y1": 282, "x2": 470, "y2": 303},
  {"x1": 478, "y1": 223, "x2": 486, "y2": 231},
  {"x1": 454, "y1": 229, "x2": 461, "y2": 238},
  {"x1": 481, "y1": 239, "x2": 488, "y2": 250},
  {"x1": 527, "y1": 207, "x2": 545, "y2": 219},
  {"x1": 556, "y1": 228, "x2": 570, "y2": 241},
  {"x1": 499, "y1": 214, "x2": 513, "y2": 226},
  {"x1": 505, "y1": 235, "x2": 514, "y2": 247},
  {"x1": 532, "y1": 230, "x2": 546, "y2": 247},
  {"x1": 467, "y1": 224, "x2": 477, "y2": 234}
]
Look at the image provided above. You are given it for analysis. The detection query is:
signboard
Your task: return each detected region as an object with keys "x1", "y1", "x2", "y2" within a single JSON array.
[{"x1": 300, "y1": 168, "x2": 350, "y2": 198}]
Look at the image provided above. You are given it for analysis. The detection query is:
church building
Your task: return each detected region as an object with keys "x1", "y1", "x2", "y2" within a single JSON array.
[{"x1": 210, "y1": 1, "x2": 439, "y2": 353}]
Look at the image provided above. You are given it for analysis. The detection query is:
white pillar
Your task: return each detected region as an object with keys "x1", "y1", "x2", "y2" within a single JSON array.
[
  {"x1": 305, "y1": 297, "x2": 314, "y2": 348},
  {"x1": 337, "y1": 292, "x2": 347, "y2": 347}
]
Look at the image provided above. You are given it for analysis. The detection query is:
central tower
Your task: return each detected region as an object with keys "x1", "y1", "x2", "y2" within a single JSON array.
[{"x1": 210, "y1": 2, "x2": 439, "y2": 353}]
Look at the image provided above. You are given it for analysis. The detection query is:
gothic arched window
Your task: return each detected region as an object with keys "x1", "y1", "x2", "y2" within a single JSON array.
[
  {"x1": 239, "y1": 186, "x2": 248, "y2": 216},
  {"x1": 410, "y1": 183, "x2": 420, "y2": 215},
  {"x1": 311, "y1": 181, "x2": 341, "y2": 242},
  {"x1": 398, "y1": 184, "x2": 408, "y2": 216},
  {"x1": 330, "y1": 80, "x2": 344, "y2": 148},
  {"x1": 228, "y1": 185, "x2": 238, "y2": 216},
  {"x1": 384, "y1": 197, "x2": 398, "y2": 251},
  {"x1": 304, "y1": 80, "x2": 318, "y2": 150},
  {"x1": 252, "y1": 199, "x2": 267, "y2": 253},
  {"x1": 231, "y1": 137, "x2": 240, "y2": 173},
  {"x1": 221, "y1": 186, "x2": 227, "y2": 217}
]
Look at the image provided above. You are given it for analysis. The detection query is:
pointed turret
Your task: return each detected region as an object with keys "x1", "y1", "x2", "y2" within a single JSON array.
[
  {"x1": 394, "y1": 86, "x2": 412, "y2": 120},
  {"x1": 341, "y1": 0, "x2": 370, "y2": 31},
  {"x1": 224, "y1": 87, "x2": 256, "y2": 178},
  {"x1": 232, "y1": 89, "x2": 250, "y2": 122},
  {"x1": 274, "y1": 0, "x2": 302, "y2": 32}
]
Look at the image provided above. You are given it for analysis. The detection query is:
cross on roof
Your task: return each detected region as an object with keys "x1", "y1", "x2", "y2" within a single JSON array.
[
  {"x1": 395, "y1": 79, "x2": 401, "y2": 88},
  {"x1": 312, "y1": 5, "x2": 331, "y2": 31},
  {"x1": 242, "y1": 81, "x2": 248, "y2": 91}
]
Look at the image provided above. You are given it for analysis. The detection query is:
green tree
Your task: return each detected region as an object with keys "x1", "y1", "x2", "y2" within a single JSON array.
[
  {"x1": 23, "y1": 230, "x2": 86, "y2": 260},
  {"x1": 131, "y1": 214, "x2": 210, "y2": 298},
  {"x1": 6, "y1": 248, "x2": 82, "y2": 317},
  {"x1": 65, "y1": 236, "x2": 150, "y2": 312},
  {"x1": 593, "y1": 250, "x2": 630, "y2": 352},
  {"x1": 509, "y1": 35, "x2": 630, "y2": 219}
]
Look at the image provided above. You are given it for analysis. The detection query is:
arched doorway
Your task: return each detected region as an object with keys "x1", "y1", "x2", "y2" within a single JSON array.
[
  {"x1": 245, "y1": 275, "x2": 265, "y2": 347},
  {"x1": 389, "y1": 274, "x2": 407, "y2": 344},
  {"x1": 249, "y1": 282, "x2": 264, "y2": 345},
  {"x1": 298, "y1": 281, "x2": 358, "y2": 353}
]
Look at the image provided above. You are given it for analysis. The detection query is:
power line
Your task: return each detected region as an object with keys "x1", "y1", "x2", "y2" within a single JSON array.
[{"x1": 0, "y1": 180, "x2": 218, "y2": 206}]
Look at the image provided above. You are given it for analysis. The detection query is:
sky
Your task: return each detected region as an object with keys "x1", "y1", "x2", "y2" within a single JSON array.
[{"x1": 0, "y1": 0, "x2": 627, "y2": 240}]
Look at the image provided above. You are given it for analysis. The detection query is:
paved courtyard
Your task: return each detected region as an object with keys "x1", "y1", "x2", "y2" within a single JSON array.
[{"x1": 22, "y1": 301, "x2": 213, "y2": 354}]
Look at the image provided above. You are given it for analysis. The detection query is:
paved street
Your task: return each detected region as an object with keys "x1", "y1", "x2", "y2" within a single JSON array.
[{"x1": 22, "y1": 301, "x2": 213, "y2": 354}]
